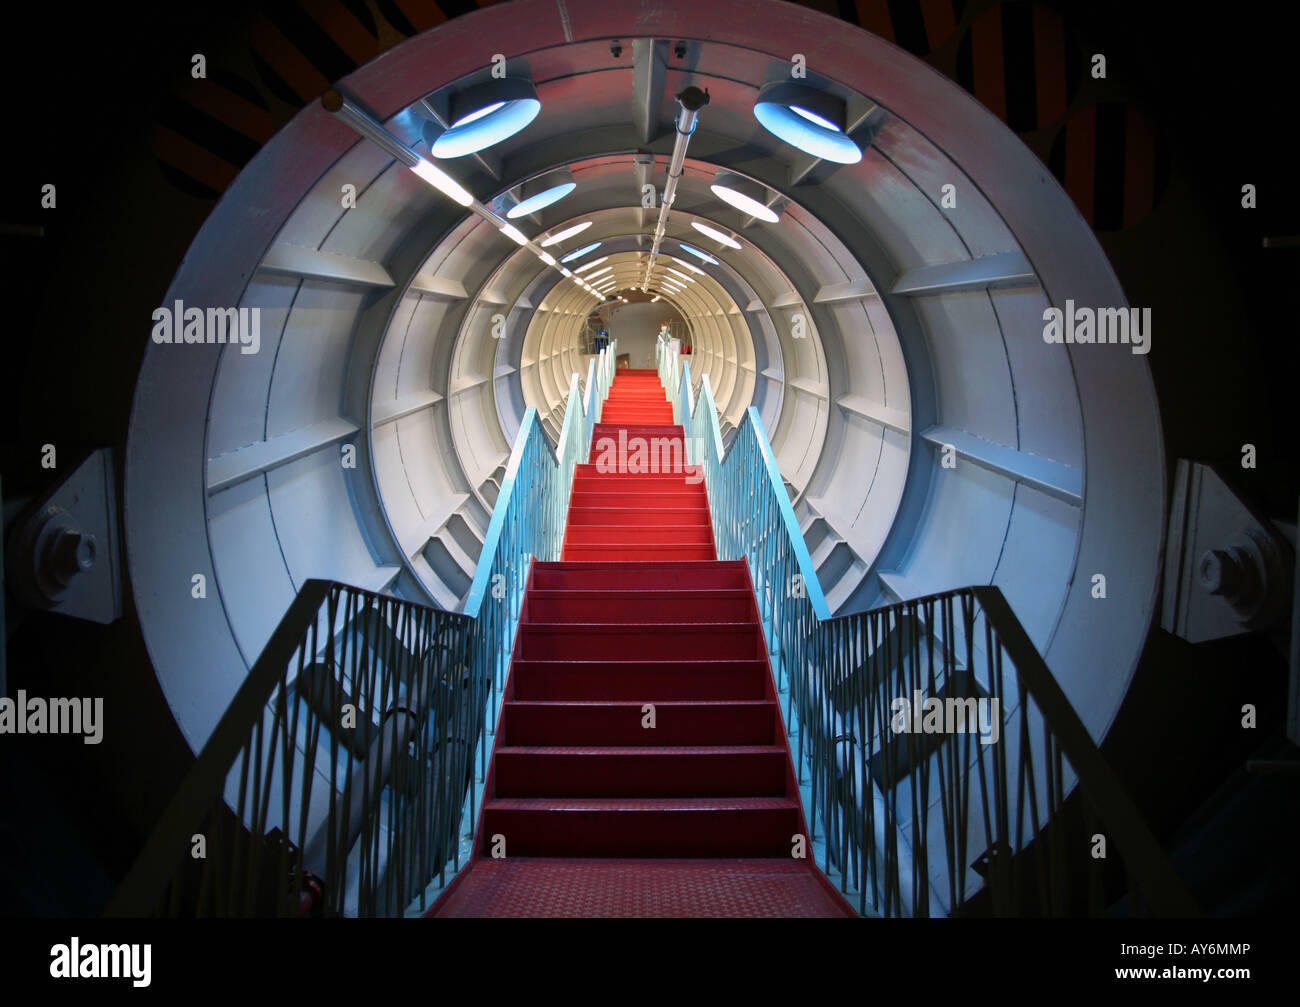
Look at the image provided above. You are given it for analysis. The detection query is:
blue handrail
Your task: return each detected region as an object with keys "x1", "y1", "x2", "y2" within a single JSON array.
[
  {"x1": 426, "y1": 339, "x2": 617, "y2": 904},
  {"x1": 653, "y1": 338, "x2": 1196, "y2": 918}
]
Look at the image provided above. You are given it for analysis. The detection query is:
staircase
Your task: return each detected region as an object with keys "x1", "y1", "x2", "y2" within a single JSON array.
[{"x1": 428, "y1": 369, "x2": 854, "y2": 916}]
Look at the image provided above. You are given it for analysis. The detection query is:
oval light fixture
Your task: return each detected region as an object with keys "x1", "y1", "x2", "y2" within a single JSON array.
[
  {"x1": 691, "y1": 221, "x2": 743, "y2": 250},
  {"x1": 573, "y1": 255, "x2": 609, "y2": 273},
  {"x1": 560, "y1": 242, "x2": 601, "y2": 264},
  {"x1": 678, "y1": 241, "x2": 720, "y2": 265},
  {"x1": 506, "y1": 167, "x2": 577, "y2": 219},
  {"x1": 540, "y1": 220, "x2": 593, "y2": 247},
  {"x1": 710, "y1": 171, "x2": 780, "y2": 223},
  {"x1": 752, "y1": 81, "x2": 862, "y2": 165},
  {"x1": 666, "y1": 256, "x2": 705, "y2": 275},
  {"x1": 431, "y1": 78, "x2": 541, "y2": 158}
]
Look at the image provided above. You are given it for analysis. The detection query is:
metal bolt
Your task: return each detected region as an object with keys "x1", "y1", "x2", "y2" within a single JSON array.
[{"x1": 47, "y1": 528, "x2": 97, "y2": 586}]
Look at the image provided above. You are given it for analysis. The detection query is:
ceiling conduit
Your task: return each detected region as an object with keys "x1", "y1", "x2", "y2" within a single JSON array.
[{"x1": 642, "y1": 86, "x2": 710, "y2": 290}]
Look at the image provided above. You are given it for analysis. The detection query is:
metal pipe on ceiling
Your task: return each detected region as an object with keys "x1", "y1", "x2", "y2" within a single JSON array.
[
  {"x1": 322, "y1": 89, "x2": 599, "y2": 300},
  {"x1": 641, "y1": 86, "x2": 710, "y2": 290}
]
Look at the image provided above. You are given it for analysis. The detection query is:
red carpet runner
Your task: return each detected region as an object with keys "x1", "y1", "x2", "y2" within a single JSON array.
[{"x1": 428, "y1": 369, "x2": 854, "y2": 917}]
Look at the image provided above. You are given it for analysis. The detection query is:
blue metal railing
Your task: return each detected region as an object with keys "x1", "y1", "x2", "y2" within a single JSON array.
[
  {"x1": 427, "y1": 339, "x2": 617, "y2": 904},
  {"x1": 655, "y1": 339, "x2": 1196, "y2": 917}
]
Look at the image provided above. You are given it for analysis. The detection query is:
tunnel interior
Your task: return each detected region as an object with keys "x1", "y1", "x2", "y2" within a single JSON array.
[{"x1": 121, "y1": 0, "x2": 1166, "y2": 766}]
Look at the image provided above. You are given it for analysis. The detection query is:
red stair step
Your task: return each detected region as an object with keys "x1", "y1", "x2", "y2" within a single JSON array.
[
  {"x1": 480, "y1": 797, "x2": 804, "y2": 857},
  {"x1": 563, "y1": 524, "x2": 714, "y2": 546},
  {"x1": 567, "y1": 505, "x2": 710, "y2": 526},
  {"x1": 531, "y1": 561, "x2": 749, "y2": 591},
  {"x1": 519, "y1": 623, "x2": 762, "y2": 661},
  {"x1": 502, "y1": 700, "x2": 778, "y2": 746},
  {"x1": 428, "y1": 858, "x2": 856, "y2": 918},
  {"x1": 510, "y1": 660, "x2": 770, "y2": 701},
  {"x1": 560, "y1": 543, "x2": 717, "y2": 562},
  {"x1": 525, "y1": 589, "x2": 754, "y2": 624},
  {"x1": 492, "y1": 745, "x2": 789, "y2": 798}
]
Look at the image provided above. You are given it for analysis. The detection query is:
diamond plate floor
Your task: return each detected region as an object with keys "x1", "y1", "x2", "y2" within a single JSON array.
[{"x1": 429, "y1": 858, "x2": 856, "y2": 917}]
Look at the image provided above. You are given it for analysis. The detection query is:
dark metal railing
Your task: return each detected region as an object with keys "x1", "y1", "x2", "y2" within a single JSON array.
[
  {"x1": 106, "y1": 582, "x2": 476, "y2": 917},
  {"x1": 108, "y1": 345, "x2": 619, "y2": 918}
]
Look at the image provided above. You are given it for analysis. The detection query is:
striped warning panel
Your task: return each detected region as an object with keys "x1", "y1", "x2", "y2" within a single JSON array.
[
  {"x1": 850, "y1": 0, "x2": 964, "y2": 57},
  {"x1": 955, "y1": 0, "x2": 1080, "y2": 132},
  {"x1": 1048, "y1": 100, "x2": 1169, "y2": 230}
]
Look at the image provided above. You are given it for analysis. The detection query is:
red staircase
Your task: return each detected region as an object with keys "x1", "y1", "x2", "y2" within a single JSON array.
[{"x1": 428, "y1": 369, "x2": 854, "y2": 917}]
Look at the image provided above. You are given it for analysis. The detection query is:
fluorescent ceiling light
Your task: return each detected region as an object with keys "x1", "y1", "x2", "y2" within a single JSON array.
[
  {"x1": 560, "y1": 267, "x2": 572, "y2": 277},
  {"x1": 561, "y1": 242, "x2": 601, "y2": 264},
  {"x1": 540, "y1": 221, "x2": 593, "y2": 247},
  {"x1": 431, "y1": 79, "x2": 541, "y2": 158},
  {"x1": 667, "y1": 256, "x2": 704, "y2": 274},
  {"x1": 665, "y1": 267, "x2": 696, "y2": 283},
  {"x1": 789, "y1": 105, "x2": 839, "y2": 131},
  {"x1": 710, "y1": 182, "x2": 779, "y2": 222},
  {"x1": 691, "y1": 221, "x2": 742, "y2": 249},
  {"x1": 507, "y1": 180, "x2": 576, "y2": 219},
  {"x1": 678, "y1": 241, "x2": 720, "y2": 265},
  {"x1": 499, "y1": 223, "x2": 528, "y2": 245},
  {"x1": 650, "y1": 295, "x2": 661, "y2": 303},
  {"x1": 409, "y1": 159, "x2": 474, "y2": 207},
  {"x1": 585, "y1": 266, "x2": 612, "y2": 280},
  {"x1": 752, "y1": 82, "x2": 862, "y2": 165},
  {"x1": 537, "y1": 251, "x2": 557, "y2": 265},
  {"x1": 574, "y1": 256, "x2": 609, "y2": 273}
]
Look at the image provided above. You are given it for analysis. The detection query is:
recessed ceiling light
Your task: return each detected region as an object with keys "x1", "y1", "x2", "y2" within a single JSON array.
[
  {"x1": 665, "y1": 267, "x2": 696, "y2": 283},
  {"x1": 691, "y1": 221, "x2": 742, "y2": 249},
  {"x1": 574, "y1": 256, "x2": 609, "y2": 273},
  {"x1": 650, "y1": 295, "x2": 662, "y2": 303},
  {"x1": 507, "y1": 181, "x2": 576, "y2": 219},
  {"x1": 710, "y1": 173, "x2": 780, "y2": 222},
  {"x1": 789, "y1": 105, "x2": 839, "y2": 131},
  {"x1": 752, "y1": 81, "x2": 862, "y2": 165},
  {"x1": 585, "y1": 266, "x2": 612, "y2": 280},
  {"x1": 679, "y1": 241, "x2": 720, "y2": 264},
  {"x1": 561, "y1": 242, "x2": 601, "y2": 264},
  {"x1": 431, "y1": 79, "x2": 541, "y2": 158},
  {"x1": 540, "y1": 221, "x2": 593, "y2": 247},
  {"x1": 666, "y1": 256, "x2": 704, "y2": 274}
]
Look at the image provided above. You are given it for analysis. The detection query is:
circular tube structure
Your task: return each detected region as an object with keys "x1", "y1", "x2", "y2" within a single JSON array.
[{"x1": 125, "y1": 0, "x2": 1163, "y2": 807}]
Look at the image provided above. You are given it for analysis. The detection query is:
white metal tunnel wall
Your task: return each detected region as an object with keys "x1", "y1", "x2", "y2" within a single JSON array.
[{"x1": 125, "y1": 0, "x2": 1164, "y2": 793}]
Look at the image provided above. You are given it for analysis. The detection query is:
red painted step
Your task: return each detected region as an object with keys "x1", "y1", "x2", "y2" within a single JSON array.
[
  {"x1": 427, "y1": 370, "x2": 854, "y2": 917},
  {"x1": 519, "y1": 623, "x2": 764, "y2": 661},
  {"x1": 510, "y1": 660, "x2": 770, "y2": 701},
  {"x1": 503, "y1": 700, "x2": 778, "y2": 746},
  {"x1": 492, "y1": 745, "x2": 788, "y2": 798},
  {"x1": 525, "y1": 588, "x2": 755, "y2": 623},
  {"x1": 531, "y1": 561, "x2": 748, "y2": 590},
  {"x1": 480, "y1": 797, "x2": 804, "y2": 857}
]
